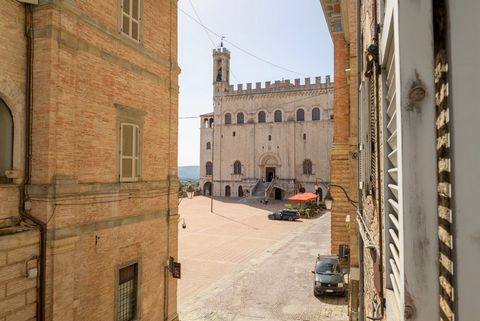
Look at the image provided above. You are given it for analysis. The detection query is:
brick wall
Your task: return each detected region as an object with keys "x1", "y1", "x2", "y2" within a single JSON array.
[{"x1": 0, "y1": 230, "x2": 40, "y2": 321}]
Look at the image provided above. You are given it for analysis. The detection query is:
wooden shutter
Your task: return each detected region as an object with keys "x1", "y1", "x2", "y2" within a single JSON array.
[{"x1": 121, "y1": 123, "x2": 139, "y2": 181}]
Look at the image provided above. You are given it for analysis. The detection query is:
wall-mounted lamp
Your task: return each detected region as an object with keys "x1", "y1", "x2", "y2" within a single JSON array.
[
  {"x1": 324, "y1": 184, "x2": 358, "y2": 210},
  {"x1": 179, "y1": 218, "x2": 187, "y2": 229}
]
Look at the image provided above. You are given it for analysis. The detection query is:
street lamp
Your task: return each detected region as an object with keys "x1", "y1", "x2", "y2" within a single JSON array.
[{"x1": 324, "y1": 184, "x2": 358, "y2": 210}]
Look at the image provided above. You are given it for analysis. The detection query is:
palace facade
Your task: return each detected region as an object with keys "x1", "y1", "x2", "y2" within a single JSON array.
[{"x1": 200, "y1": 47, "x2": 333, "y2": 200}]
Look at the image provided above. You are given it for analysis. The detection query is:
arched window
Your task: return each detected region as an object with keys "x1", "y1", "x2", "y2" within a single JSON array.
[
  {"x1": 209, "y1": 118, "x2": 214, "y2": 128},
  {"x1": 303, "y1": 159, "x2": 313, "y2": 175},
  {"x1": 233, "y1": 161, "x2": 242, "y2": 174},
  {"x1": 296, "y1": 109, "x2": 305, "y2": 121},
  {"x1": 0, "y1": 99, "x2": 13, "y2": 183},
  {"x1": 312, "y1": 107, "x2": 321, "y2": 121},
  {"x1": 225, "y1": 185, "x2": 231, "y2": 197},
  {"x1": 206, "y1": 161, "x2": 213, "y2": 175},
  {"x1": 274, "y1": 110, "x2": 282, "y2": 122},
  {"x1": 206, "y1": 142, "x2": 211, "y2": 150},
  {"x1": 237, "y1": 112, "x2": 244, "y2": 124},
  {"x1": 204, "y1": 118, "x2": 209, "y2": 128},
  {"x1": 258, "y1": 111, "x2": 266, "y2": 123},
  {"x1": 225, "y1": 113, "x2": 232, "y2": 124}
]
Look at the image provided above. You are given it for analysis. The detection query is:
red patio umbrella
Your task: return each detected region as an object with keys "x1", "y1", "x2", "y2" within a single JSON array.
[{"x1": 287, "y1": 192, "x2": 318, "y2": 202}]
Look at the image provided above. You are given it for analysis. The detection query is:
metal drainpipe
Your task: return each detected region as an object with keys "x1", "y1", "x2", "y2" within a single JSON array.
[
  {"x1": 356, "y1": 0, "x2": 365, "y2": 320},
  {"x1": 20, "y1": 4, "x2": 46, "y2": 321}
]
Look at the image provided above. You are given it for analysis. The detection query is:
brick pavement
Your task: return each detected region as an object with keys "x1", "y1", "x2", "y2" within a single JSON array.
[{"x1": 177, "y1": 196, "x2": 348, "y2": 321}]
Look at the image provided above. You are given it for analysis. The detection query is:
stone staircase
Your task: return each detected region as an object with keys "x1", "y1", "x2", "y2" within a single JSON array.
[{"x1": 252, "y1": 182, "x2": 270, "y2": 197}]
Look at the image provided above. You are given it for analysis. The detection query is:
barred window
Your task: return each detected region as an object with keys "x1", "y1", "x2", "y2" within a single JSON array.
[
  {"x1": 224, "y1": 113, "x2": 232, "y2": 124},
  {"x1": 274, "y1": 110, "x2": 282, "y2": 122},
  {"x1": 117, "y1": 263, "x2": 138, "y2": 321},
  {"x1": 237, "y1": 112, "x2": 244, "y2": 124},
  {"x1": 303, "y1": 159, "x2": 313, "y2": 175},
  {"x1": 120, "y1": 0, "x2": 142, "y2": 42},
  {"x1": 233, "y1": 161, "x2": 242, "y2": 174},
  {"x1": 312, "y1": 107, "x2": 321, "y2": 120},
  {"x1": 258, "y1": 111, "x2": 266, "y2": 123},
  {"x1": 206, "y1": 162, "x2": 213, "y2": 175},
  {"x1": 296, "y1": 109, "x2": 305, "y2": 121}
]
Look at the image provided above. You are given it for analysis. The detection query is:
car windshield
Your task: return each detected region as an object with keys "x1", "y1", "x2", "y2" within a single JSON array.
[{"x1": 316, "y1": 261, "x2": 341, "y2": 274}]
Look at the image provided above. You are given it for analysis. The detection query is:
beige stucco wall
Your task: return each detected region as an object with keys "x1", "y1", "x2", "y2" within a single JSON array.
[{"x1": 201, "y1": 53, "x2": 334, "y2": 199}]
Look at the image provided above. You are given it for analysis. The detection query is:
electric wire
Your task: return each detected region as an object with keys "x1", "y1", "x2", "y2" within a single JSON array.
[{"x1": 178, "y1": 7, "x2": 311, "y2": 78}]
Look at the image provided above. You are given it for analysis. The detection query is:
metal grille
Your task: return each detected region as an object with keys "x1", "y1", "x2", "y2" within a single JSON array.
[
  {"x1": 369, "y1": 76, "x2": 377, "y2": 193},
  {"x1": 118, "y1": 264, "x2": 138, "y2": 321},
  {"x1": 384, "y1": 38, "x2": 403, "y2": 313}
]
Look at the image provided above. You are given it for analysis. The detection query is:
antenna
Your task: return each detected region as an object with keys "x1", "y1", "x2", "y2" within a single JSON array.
[{"x1": 220, "y1": 35, "x2": 225, "y2": 48}]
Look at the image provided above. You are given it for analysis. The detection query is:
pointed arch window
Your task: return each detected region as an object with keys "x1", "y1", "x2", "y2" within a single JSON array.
[
  {"x1": 233, "y1": 161, "x2": 242, "y2": 175},
  {"x1": 312, "y1": 107, "x2": 321, "y2": 121},
  {"x1": 237, "y1": 112, "x2": 244, "y2": 124},
  {"x1": 303, "y1": 159, "x2": 313, "y2": 175},
  {"x1": 0, "y1": 99, "x2": 13, "y2": 183},
  {"x1": 258, "y1": 111, "x2": 266, "y2": 123},
  {"x1": 274, "y1": 110, "x2": 282, "y2": 122},
  {"x1": 296, "y1": 109, "x2": 305, "y2": 121},
  {"x1": 224, "y1": 113, "x2": 232, "y2": 125},
  {"x1": 206, "y1": 161, "x2": 213, "y2": 176}
]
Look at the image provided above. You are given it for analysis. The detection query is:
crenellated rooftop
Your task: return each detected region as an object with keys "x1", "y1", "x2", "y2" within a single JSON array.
[{"x1": 222, "y1": 76, "x2": 333, "y2": 96}]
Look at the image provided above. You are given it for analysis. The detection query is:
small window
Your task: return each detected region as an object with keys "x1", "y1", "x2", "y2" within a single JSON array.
[
  {"x1": 296, "y1": 109, "x2": 305, "y2": 121},
  {"x1": 330, "y1": 114, "x2": 334, "y2": 120},
  {"x1": 234, "y1": 161, "x2": 242, "y2": 175},
  {"x1": 303, "y1": 159, "x2": 313, "y2": 175},
  {"x1": 0, "y1": 99, "x2": 13, "y2": 183},
  {"x1": 237, "y1": 112, "x2": 244, "y2": 124},
  {"x1": 117, "y1": 263, "x2": 138, "y2": 321},
  {"x1": 209, "y1": 118, "x2": 214, "y2": 128},
  {"x1": 225, "y1": 113, "x2": 232, "y2": 124},
  {"x1": 258, "y1": 111, "x2": 266, "y2": 123},
  {"x1": 233, "y1": 131, "x2": 236, "y2": 137},
  {"x1": 206, "y1": 142, "x2": 211, "y2": 150},
  {"x1": 312, "y1": 107, "x2": 321, "y2": 121},
  {"x1": 274, "y1": 110, "x2": 282, "y2": 122},
  {"x1": 303, "y1": 133, "x2": 307, "y2": 140},
  {"x1": 120, "y1": 0, "x2": 142, "y2": 42},
  {"x1": 206, "y1": 162, "x2": 213, "y2": 175},
  {"x1": 120, "y1": 123, "x2": 141, "y2": 181},
  {"x1": 268, "y1": 135, "x2": 271, "y2": 141}
]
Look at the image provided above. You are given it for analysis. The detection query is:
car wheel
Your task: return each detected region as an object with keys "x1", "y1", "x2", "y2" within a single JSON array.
[{"x1": 288, "y1": 216, "x2": 294, "y2": 221}]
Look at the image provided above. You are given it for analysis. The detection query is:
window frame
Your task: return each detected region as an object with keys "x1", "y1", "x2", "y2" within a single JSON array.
[
  {"x1": 114, "y1": 259, "x2": 141, "y2": 321},
  {"x1": 224, "y1": 113, "x2": 232, "y2": 125},
  {"x1": 118, "y1": 0, "x2": 144, "y2": 43},
  {"x1": 296, "y1": 108, "x2": 305, "y2": 121},
  {"x1": 233, "y1": 161, "x2": 242, "y2": 175},
  {"x1": 258, "y1": 111, "x2": 266, "y2": 123},
  {"x1": 0, "y1": 98, "x2": 14, "y2": 184},
  {"x1": 312, "y1": 107, "x2": 321, "y2": 121},
  {"x1": 237, "y1": 112, "x2": 244, "y2": 124},
  {"x1": 274, "y1": 110, "x2": 282, "y2": 122},
  {"x1": 116, "y1": 105, "x2": 145, "y2": 182},
  {"x1": 206, "y1": 142, "x2": 211, "y2": 150},
  {"x1": 206, "y1": 161, "x2": 213, "y2": 176},
  {"x1": 303, "y1": 159, "x2": 313, "y2": 175}
]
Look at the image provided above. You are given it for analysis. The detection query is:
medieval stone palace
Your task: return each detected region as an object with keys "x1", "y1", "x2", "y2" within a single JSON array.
[{"x1": 200, "y1": 47, "x2": 333, "y2": 200}]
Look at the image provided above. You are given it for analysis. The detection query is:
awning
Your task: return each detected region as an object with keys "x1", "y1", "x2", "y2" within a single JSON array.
[{"x1": 287, "y1": 192, "x2": 318, "y2": 202}]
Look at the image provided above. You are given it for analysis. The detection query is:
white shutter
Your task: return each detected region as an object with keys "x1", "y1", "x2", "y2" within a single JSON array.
[
  {"x1": 120, "y1": 123, "x2": 139, "y2": 181},
  {"x1": 384, "y1": 36, "x2": 403, "y2": 314}
]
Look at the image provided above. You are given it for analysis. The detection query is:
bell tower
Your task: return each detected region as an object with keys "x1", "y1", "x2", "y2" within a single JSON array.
[{"x1": 212, "y1": 46, "x2": 230, "y2": 97}]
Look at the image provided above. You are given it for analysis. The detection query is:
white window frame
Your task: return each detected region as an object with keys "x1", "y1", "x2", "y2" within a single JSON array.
[
  {"x1": 120, "y1": 123, "x2": 141, "y2": 182},
  {"x1": 119, "y1": 0, "x2": 143, "y2": 43}
]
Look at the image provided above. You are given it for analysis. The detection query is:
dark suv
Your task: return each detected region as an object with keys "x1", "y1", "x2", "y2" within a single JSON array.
[
  {"x1": 312, "y1": 255, "x2": 346, "y2": 296},
  {"x1": 268, "y1": 209, "x2": 300, "y2": 221}
]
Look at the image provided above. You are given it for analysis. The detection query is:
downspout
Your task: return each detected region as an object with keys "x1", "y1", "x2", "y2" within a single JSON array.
[
  {"x1": 356, "y1": 0, "x2": 365, "y2": 320},
  {"x1": 21, "y1": 4, "x2": 46, "y2": 321}
]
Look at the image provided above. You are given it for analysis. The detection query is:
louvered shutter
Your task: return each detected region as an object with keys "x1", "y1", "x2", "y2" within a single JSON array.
[{"x1": 384, "y1": 39, "x2": 403, "y2": 312}]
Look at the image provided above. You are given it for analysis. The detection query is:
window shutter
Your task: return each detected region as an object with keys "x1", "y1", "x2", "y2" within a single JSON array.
[
  {"x1": 121, "y1": 124, "x2": 134, "y2": 179},
  {"x1": 384, "y1": 38, "x2": 403, "y2": 312},
  {"x1": 369, "y1": 76, "x2": 377, "y2": 194}
]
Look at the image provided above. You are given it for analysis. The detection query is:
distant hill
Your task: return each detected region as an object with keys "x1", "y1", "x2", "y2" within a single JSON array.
[{"x1": 178, "y1": 166, "x2": 200, "y2": 181}]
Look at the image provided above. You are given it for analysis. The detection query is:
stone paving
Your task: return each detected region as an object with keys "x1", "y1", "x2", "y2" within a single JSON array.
[{"x1": 178, "y1": 196, "x2": 348, "y2": 321}]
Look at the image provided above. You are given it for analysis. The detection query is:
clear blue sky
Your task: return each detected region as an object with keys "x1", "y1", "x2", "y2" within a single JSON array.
[{"x1": 178, "y1": 0, "x2": 333, "y2": 166}]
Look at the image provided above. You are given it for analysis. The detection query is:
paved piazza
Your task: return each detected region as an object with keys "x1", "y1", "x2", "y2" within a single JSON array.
[{"x1": 177, "y1": 196, "x2": 348, "y2": 321}]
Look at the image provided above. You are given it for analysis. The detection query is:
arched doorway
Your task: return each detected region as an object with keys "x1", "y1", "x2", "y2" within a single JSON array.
[
  {"x1": 238, "y1": 186, "x2": 244, "y2": 197},
  {"x1": 225, "y1": 185, "x2": 231, "y2": 197},
  {"x1": 274, "y1": 188, "x2": 283, "y2": 200},
  {"x1": 203, "y1": 182, "x2": 212, "y2": 196}
]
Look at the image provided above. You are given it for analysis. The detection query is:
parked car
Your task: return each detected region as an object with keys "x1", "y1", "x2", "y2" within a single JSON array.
[
  {"x1": 268, "y1": 209, "x2": 300, "y2": 221},
  {"x1": 311, "y1": 255, "x2": 346, "y2": 296}
]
